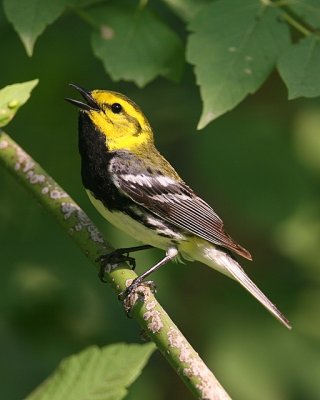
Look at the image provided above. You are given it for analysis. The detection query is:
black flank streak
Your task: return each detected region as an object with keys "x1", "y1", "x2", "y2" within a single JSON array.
[{"x1": 125, "y1": 206, "x2": 184, "y2": 239}]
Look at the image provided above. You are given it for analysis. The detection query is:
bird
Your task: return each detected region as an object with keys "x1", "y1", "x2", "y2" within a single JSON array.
[{"x1": 66, "y1": 84, "x2": 291, "y2": 329}]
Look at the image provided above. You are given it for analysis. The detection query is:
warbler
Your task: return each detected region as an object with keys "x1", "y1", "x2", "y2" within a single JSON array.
[{"x1": 66, "y1": 84, "x2": 291, "y2": 329}]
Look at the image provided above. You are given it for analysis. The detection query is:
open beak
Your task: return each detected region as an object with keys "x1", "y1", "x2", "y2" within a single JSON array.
[{"x1": 65, "y1": 83, "x2": 99, "y2": 111}]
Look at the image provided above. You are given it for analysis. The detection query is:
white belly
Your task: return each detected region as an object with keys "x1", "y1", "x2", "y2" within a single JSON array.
[{"x1": 86, "y1": 191, "x2": 183, "y2": 250}]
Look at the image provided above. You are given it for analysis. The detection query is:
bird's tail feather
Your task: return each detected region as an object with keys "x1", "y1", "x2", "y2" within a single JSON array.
[
  {"x1": 223, "y1": 254, "x2": 291, "y2": 329},
  {"x1": 195, "y1": 243, "x2": 292, "y2": 329}
]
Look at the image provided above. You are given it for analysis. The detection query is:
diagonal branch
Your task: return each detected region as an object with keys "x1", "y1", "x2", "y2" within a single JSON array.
[{"x1": 0, "y1": 130, "x2": 231, "y2": 400}]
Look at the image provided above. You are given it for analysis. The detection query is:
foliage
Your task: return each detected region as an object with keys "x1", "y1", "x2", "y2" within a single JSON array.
[
  {"x1": 27, "y1": 343, "x2": 155, "y2": 400},
  {"x1": 3, "y1": 0, "x2": 320, "y2": 128},
  {"x1": 278, "y1": 35, "x2": 320, "y2": 99},
  {"x1": 0, "y1": 80, "x2": 38, "y2": 127},
  {"x1": 89, "y1": 2, "x2": 184, "y2": 87},
  {"x1": 187, "y1": 0, "x2": 290, "y2": 128}
]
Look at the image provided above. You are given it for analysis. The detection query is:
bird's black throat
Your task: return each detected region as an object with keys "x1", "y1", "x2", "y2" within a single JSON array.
[{"x1": 78, "y1": 112, "x2": 130, "y2": 211}]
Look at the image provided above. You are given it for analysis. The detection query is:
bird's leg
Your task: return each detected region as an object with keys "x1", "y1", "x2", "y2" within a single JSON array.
[
  {"x1": 118, "y1": 246, "x2": 178, "y2": 301},
  {"x1": 97, "y1": 244, "x2": 153, "y2": 282}
]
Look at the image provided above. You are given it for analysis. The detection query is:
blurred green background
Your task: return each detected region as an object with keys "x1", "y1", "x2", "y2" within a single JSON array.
[{"x1": 1, "y1": 3, "x2": 320, "y2": 400}]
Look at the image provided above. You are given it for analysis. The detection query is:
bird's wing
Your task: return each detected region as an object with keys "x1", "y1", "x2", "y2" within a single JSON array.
[{"x1": 110, "y1": 152, "x2": 252, "y2": 260}]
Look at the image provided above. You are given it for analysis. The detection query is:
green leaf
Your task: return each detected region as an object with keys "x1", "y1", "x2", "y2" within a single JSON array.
[
  {"x1": 288, "y1": 0, "x2": 320, "y2": 28},
  {"x1": 3, "y1": 0, "x2": 74, "y2": 56},
  {"x1": 0, "y1": 80, "x2": 39, "y2": 128},
  {"x1": 278, "y1": 36, "x2": 320, "y2": 100},
  {"x1": 89, "y1": 3, "x2": 184, "y2": 87},
  {"x1": 27, "y1": 343, "x2": 155, "y2": 400},
  {"x1": 186, "y1": 0, "x2": 290, "y2": 129}
]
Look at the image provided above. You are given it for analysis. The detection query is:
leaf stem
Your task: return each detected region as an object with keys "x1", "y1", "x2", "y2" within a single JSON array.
[
  {"x1": 267, "y1": 0, "x2": 313, "y2": 37},
  {"x1": 281, "y1": 11, "x2": 311, "y2": 36},
  {"x1": 0, "y1": 130, "x2": 231, "y2": 400}
]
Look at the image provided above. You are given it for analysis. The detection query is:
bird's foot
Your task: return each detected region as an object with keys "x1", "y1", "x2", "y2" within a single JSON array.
[
  {"x1": 97, "y1": 249, "x2": 136, "y2": 282},
  {"x1": 118, "y1": 277, "x2": 157, "y2": 301},
  {"x1": 120, "y1": 279, "x2": 157, "y2": 316}
]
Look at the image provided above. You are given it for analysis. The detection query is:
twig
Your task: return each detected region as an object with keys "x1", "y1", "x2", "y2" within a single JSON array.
[{"x1": 0, "y1": 130, "x2": 231, "y2": 400}]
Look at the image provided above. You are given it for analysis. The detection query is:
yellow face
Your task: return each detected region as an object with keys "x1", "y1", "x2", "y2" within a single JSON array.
[{"x1": 85, "y1": 90, "x2": 153, "y2": 152}]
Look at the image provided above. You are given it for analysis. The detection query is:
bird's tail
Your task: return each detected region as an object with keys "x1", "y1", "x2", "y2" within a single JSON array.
[{"x1": 192, "y1": 242, "x2": 292, "y2": 329}]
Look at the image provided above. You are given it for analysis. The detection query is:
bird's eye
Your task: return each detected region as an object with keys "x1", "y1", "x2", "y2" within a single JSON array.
[{"x1": 111, "y1": 103, "x2": 122, "y2": 114}]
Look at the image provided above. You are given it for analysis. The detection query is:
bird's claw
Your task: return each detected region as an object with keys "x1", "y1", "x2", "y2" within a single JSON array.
[
  {"x1": 118, "y1": 279, "x2": 156, "y2": 301},
  {"x1": 96, "y1": 250, "x2": 136, "y2": 282},
  {"x1": 119, "y1": 280, "x2": 157, "y2": 317}
]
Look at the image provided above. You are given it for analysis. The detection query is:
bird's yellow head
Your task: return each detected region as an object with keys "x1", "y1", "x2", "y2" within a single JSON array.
[{"x1": 66, "y1": 84, "x2": 153, "y2": 152}]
